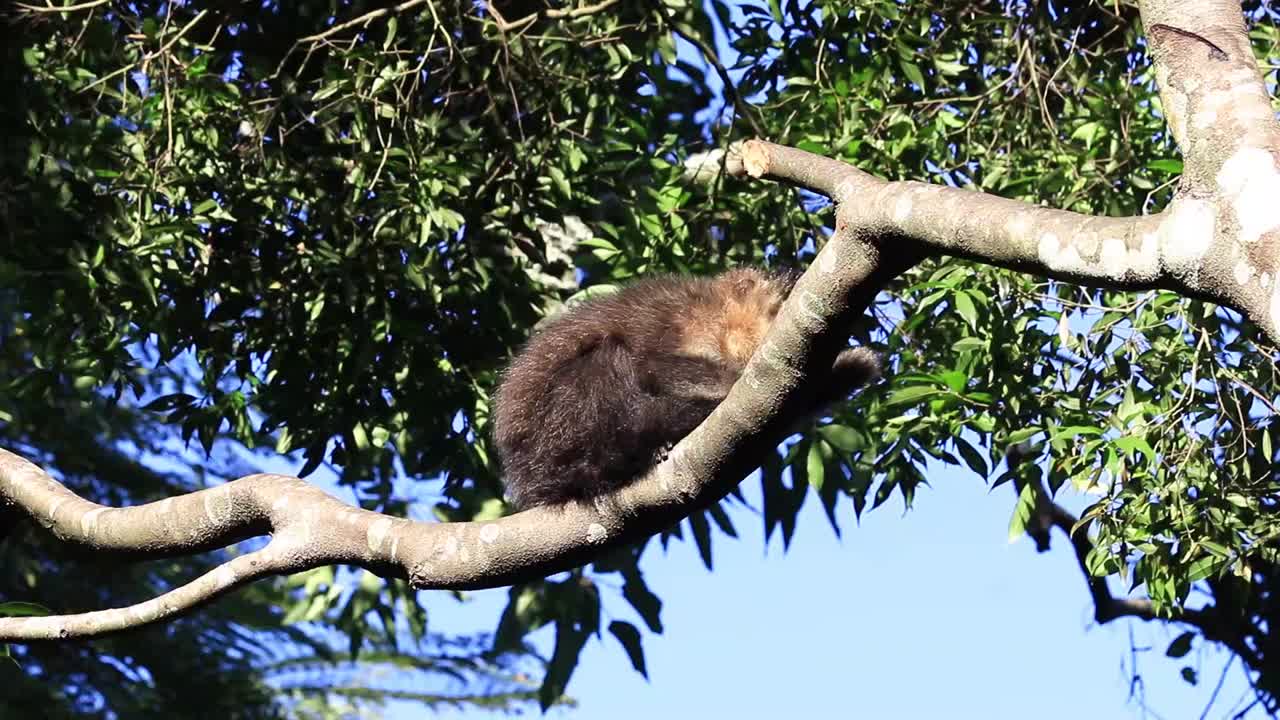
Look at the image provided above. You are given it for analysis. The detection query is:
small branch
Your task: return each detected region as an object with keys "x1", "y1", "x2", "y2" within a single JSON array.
[
  {"x1": 1012, "y1": 474, "x2": 1263, "y2": 667},
  {"x1": 487, "y1": 0, "x2": 622, "y2": 33},
  {"x1": 1200, "y1": 655, "x2": 1236, "y2": 720},
  {"x1": 14, "y1": 0, "x2": 109, "y2": 12},
  {"x1": 1, "y1": 549, "x2": 282, "y2": 640},
  {"x1": 79, "y1": 9, "x2": 209, "y2": 94},
  {"x1": 546, "y1": 0, "x2": 621, "y2": 21},
  {"x1": 297, "y1": 0, "x2": 431, "y2": 44}
]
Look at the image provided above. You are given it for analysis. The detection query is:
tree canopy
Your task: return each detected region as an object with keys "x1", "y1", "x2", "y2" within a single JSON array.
[{"x1": 3, "y1": 0, "x2": 1280, "y2": 715}]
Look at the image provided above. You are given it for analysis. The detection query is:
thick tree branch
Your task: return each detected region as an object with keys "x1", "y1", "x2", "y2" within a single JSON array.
[
  {"x1": 726, "y1": 0, "x2": 1280, "y2": 343},
  {"x1": 6, "y1": 0, "x2": 1276, "y2": 648},
  {"x1": 737, "y1": 139, "x2": 1171, "y2": 289},
  {"x1": 0, "y1": 222, "x2": 916, "y2": 640}
]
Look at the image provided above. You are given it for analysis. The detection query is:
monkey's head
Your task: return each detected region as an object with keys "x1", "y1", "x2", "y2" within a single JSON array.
[
  {"x1": 718, "y1": 267, "x2": 800, "y2": 298},
  {"x1": 709, "y1": 268, "x2": 793, "y2": 367}
]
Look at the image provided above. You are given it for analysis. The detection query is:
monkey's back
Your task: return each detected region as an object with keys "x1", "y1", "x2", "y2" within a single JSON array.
[{"x1": 493, "y1": 269, "x2": 788, "y2": 508}]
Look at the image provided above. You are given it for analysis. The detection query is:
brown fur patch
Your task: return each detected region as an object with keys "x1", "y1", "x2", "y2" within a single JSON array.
[{"x1": 491, "y1": 267, "x2": 872, "y2": 508}]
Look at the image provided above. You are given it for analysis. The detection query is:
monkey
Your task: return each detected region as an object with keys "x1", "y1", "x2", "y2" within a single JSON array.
[{"x1": 491, "y1": 267, "x2": 880, "y2": 509}]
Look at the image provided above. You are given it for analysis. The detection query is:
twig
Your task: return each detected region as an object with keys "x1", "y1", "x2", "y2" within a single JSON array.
[
  {"x1": 1010, "y1": 466, "x2": 1263, "y2": 669},
  {"x1": 488, "y1": 0, "x2": 622, "y2": 33},
  {"x1": 1200, "y1": 655, "x2": 1235, "y2": 720},
  {"x1": 298, "y1": 0, "x2": 430, "y2": 44},
  {"x1": 15, "y1": 0, "x2": 110, "y2": 12},
  {"x1": 80, "y1": 10, "x2": 209, "y2": 93}
]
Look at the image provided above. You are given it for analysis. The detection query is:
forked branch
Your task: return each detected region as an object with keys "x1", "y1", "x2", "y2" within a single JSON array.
[
  {"x1": 4, "y1": 0, "x2": 1279, "y2": 642},
  {"x1": 0, "y1": 223, "x2": 905, "y2": 640}
]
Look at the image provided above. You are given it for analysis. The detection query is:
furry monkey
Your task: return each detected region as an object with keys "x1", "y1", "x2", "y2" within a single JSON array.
[{"x1": 493, "y1": 268, "x2": 879, "y2": 508}]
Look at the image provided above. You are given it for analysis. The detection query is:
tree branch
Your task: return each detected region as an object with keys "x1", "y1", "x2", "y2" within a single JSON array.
[
  {"x1": 297, "y1": 0, "x2": 432, "y2": 44},
  {"x1": 0, "y1": 220, "x2": 917, "y2": 640},
  {"x1": 7, "y1": 0, "x2": 1277, "y2": 649},
  {"x1": 14, "y1": 0, "x2": 111, "y2": 13},
  {"x1": 1009, "y1": 470, "x2": 1263, "y2": 668},
  {"x1": 486, "y1": 0, "x2": 623, "y2": 33},
  {"x1": 724, "y1": 0, "x2": 1280, "y2": 344}
]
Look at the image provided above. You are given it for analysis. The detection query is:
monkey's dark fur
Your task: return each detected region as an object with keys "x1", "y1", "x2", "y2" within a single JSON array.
[{"x1": 492, "y1": 268, "x2": 880, "y2": 509}]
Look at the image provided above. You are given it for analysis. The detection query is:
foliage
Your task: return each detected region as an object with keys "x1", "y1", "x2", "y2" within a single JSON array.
[
  {"x1": 3, "y1": 0, "x2": 1280, "y2": 713},
  {"x1": 0, "y1": 338, "x2": 541, "y2": 716}
]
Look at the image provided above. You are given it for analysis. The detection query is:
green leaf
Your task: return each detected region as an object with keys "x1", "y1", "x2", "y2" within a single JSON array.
[
  {"x1": 1165, "y1": 631, "x2": 1194, "y2": 658},
  {"x1": 1049, "y1": 425, "x2": 1103, "y2": 440},
  {"x1": 192, "y1": 198, "x2": 218, "y2": 215},
  {"x1": 886, "y1": 385, "x2": 943, "y2": 406},
  {"x1": 1146, "y1": 159, "x2": 1183, "y2": 174},
  {"x1": 351, "y1": 422, "x2": 370, "y2": 451},
  {"x1": 761, "y1": 449, "x2": 784, "y2": 544},
  {"x1": 1070, "y1": 121, "x2": 1105, "y2": 149},
  {"x1": 951, "y1": 337, "x2": 985, "y2": 353},
  {"x1": 1085, "y1": 547, "x2": 1114, "y2": 577},
  {"x1": 540, "y1": 620, "x2": 589, "y2": 710},
  {"x1": 1113, "y1": 435, "x2": 1156, "y2": 464},
  {"x1": 953, "y1": 292, "x2": 979, "y2": 330},
  {"x1": 0, "y1": 602, "x2": 50, "y2": 618},
  {"x1": 954, "y1": 437, "x2": 988, "y2": 477},
  {"x1": 1005, "y1": 428, "x2": 1042, "y2": 446},
  {"x1": 608, "y1": 621, "x2": 648, "y2": 679},
  {"x1": 899, "y1": 59, "x2": 926, "y2": 88},
  {"x1": 142, "y1": 393, "x2": 195, "y2": 411},
  {"x1": 935, "y1": 370, "x2": 969, "y2": 393},
  {"x1": 493, "y1": 584, "x2": 548, "y2": 652},
  {"x1": 622, "y1": 571, "x2": 663, "y2": 634},
  {"x1": 307, "y1": 297, "x2": 325, "y2": 322},
  {"x1": 806, "y1": 440, "x2": 826, "y2": 491},
  {"x1": 1199, "y1": 541, "x2": 1232, "y2": 559},
  {"x1": 818, "y1": 424, "x2": 861, "y2": 452},
  {"x1": 1186, "y1": 555, "x2": 1225, "y2": 582},
  {"x1": 383, "y1": 16, "x2": 398, "y2": 50},
  {"x1": 1007, "y1": 483, "x2": 1037, "y2": 543},
  {"x1": 706, "y1": 501, "x2": 737, "y2": 538},
  {"x1": 688, "y1": 511, "x2": 713, "y2": 570},
  {"x1": 578, "y1": 238, "x2": 618, "y2": 252}
]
